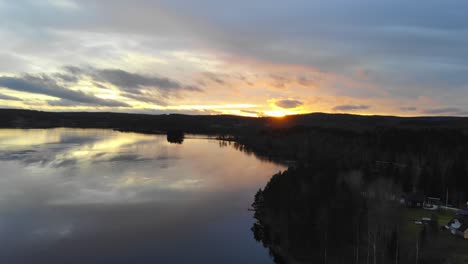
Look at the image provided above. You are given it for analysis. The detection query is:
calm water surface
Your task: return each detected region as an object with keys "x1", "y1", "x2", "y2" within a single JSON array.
[{"x1": 0, "y1": 129, "x2": 285, "y2": 263}]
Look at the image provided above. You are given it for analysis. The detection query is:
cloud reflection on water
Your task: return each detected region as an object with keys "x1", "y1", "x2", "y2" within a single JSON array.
[{"x1": 0, "y1": 128, "x2": 284, "y2": 263}]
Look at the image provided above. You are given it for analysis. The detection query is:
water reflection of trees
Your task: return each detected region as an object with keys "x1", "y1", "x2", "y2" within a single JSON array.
[{"x1": 218, "y1": 139, "x2": 292, "y2": 166}]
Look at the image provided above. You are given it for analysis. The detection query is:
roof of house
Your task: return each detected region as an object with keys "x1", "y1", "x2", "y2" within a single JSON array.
[{"x1": 457, "y1": 210, "x2": 468, "y2": 216}]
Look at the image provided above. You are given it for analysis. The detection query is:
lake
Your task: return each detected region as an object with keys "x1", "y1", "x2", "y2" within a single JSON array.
[{"x1": 0, "y1": 129, "x2": 285, "y2": 264}]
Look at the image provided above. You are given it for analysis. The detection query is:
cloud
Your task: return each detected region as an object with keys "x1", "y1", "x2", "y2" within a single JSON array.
[
  {"x1": 332, "y1": 105, "x2": 370, "y2": 111},
  {"x1": 120, "y1": 93, "x2": 168, "y2": 106},
  {"x1": 400, "y1": 107, "x2": 417, "y2": 111},
  {"x1": 0, "y1": 66, "x2": 205, "y2": 108},
  {"x1": 0, "y1": 53, "x2": 27, "y2": 72},
  {"x1": 106, "y1": 154, "x2": 150, "y2": 163},
  {"x1": 275, "y1": 99, "x2": 303, "y2": 109},
  {"x1": 94, "y1": 69, "x2": 193, "y2": 91},
  {"x1": 66, "y1": 67, "x2": 202, "y2": 93},
  {"x1": 48, "y1": 0, "x2": 80, "y2": 10},
  {"x1": 60, "y1": 67, "x2": 203, "y2": 106},
  {"x1": 202, "y1": 72, "x2": 226, "y2": 85},
  {"x1": 240, "y1": 110, "x2": 260, "y2": 115},
  {"x1": 0, "y1": 93, "x2": 22, "y2": 101},
  {"x1": 423, "y1": 107, "x2": 462, "y2": 115},
  {"x1": 53, "y1": 73, "x2": 79, "y2": 83},
  {"x1": 63, "y1": 66, "x2": 82, "y2": 75},
  {"x1": 0, "y1": 75, "x2": 129, "y2": 107},
  {"x1": 47, "y1": 99, "x2": 127, "y2": 107}
]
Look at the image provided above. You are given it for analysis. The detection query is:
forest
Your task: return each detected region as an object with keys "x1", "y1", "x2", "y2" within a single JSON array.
[{"x1": 246, "y1": 128, "x2": 468, "y2": 263}]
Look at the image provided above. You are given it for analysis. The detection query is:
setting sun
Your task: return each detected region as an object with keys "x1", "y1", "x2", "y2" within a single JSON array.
[{"x1": 264, "y1": 110, "x2": 288, "y2": 117}]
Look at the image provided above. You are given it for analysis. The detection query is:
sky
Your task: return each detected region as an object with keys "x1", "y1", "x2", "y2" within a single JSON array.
[{"x1": 0, "y1": 0, "x2": 467, "y2": 117}]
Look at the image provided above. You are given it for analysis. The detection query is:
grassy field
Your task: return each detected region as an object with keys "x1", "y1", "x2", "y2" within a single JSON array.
[
  {"x1": 405, "y1": 208, "x2": 454, "y2": 227},
  {"x1": 403, "y1": 207, "x2": 453, "y2": 238},
  {"x1": 403, "y1": 208, "x2": 468, "y2": 263}
]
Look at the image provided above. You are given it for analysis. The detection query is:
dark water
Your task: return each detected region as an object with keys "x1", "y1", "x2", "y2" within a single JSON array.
[{"x1": 0, "y1": 129, "x2": 285, "y2": 264}]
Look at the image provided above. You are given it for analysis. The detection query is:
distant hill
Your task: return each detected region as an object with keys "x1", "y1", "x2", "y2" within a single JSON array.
[
  {"x1": 262, "y1": 112, "x2": 468, "y2": 131},
  {"x1": 0, "y1": 109, "x2": 467, "y2": 134}
]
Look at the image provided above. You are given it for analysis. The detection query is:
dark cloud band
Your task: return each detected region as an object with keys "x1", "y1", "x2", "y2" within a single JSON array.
[
  {"x1": 275, "y1": 99, "x2": 303, "y2": 109},
  {"x1": 332, "y1": 105, "x2": 370, "y2": 111},
  {"x1": 0, "y1": 75, "x2": 128, "y2": 107}
]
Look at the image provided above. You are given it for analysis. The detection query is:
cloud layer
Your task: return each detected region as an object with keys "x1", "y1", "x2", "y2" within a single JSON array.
[
  {"x1": 0, "y1": 0, "x2": 467, "y2": 116},
  {"x1": 275, "y1": 99, "x2": 303, "y2": 109},
  {"x1": 333, "y1": 105, "x2": 370, "y2": 112},
  {"x1": 0, "y1": 67, "x2": 204, "y2": 109},
  {"x1": 0, "y1": 75, "x2": 128, "y2": 107}
]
